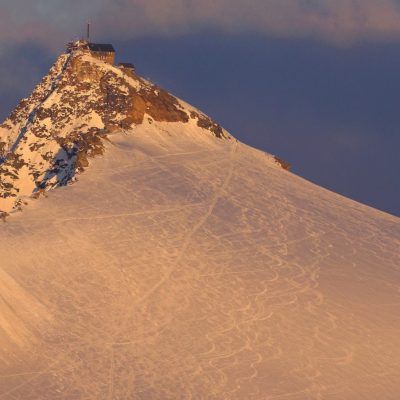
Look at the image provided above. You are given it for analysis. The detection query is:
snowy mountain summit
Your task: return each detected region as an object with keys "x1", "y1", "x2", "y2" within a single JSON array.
[
  {"x1": 0, "y1": 40, "x2": 259, "y2": 214},
  {"x1": 0, "y1": 43, "x2": 399, "y2": 399}
]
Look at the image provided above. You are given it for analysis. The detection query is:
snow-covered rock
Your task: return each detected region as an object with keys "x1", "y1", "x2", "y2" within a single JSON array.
[{"x1": 0, "y1": 43, "x2": 231, "y2": 214}]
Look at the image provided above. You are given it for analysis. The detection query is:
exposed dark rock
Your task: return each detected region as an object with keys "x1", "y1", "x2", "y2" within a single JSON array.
[
  {"x1": 190, "y1": 111, "x2": 227, "y2": 139},
  {"x1": 274, "y1": 156, "x2": 291, "y2": 171}
]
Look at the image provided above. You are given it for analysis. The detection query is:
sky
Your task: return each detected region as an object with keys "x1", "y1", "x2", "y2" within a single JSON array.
[{"x1": 0, "y1": 0, "x2": 399, "y2": 216}]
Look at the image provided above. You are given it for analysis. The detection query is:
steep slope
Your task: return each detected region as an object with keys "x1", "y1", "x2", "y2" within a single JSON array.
[
  {"x1": 0, "y1": 45, "x2": 399, "y2": 400},
  {"x1": 0, "y1": 43, "x2": 230, "y2": 215}
]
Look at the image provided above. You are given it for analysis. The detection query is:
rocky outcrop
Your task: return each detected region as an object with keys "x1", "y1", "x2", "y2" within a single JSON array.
[
  {"x1": 190, "y1": 111, "x2": 226, "y2": 139},
  {"x1": 274, "y1": 156, "x2": 291, "y2": 171},
  {"x1": 141, "y1": 87, "x2": 189, "y2": 123}
]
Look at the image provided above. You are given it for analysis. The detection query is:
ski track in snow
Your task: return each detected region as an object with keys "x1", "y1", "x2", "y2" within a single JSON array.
[
  {"x1": 0, "y1": 125, "x2": 399, "y2": 400},
  {"x1": 133, "y1": 140, "x2": 237, "y2": 306}
]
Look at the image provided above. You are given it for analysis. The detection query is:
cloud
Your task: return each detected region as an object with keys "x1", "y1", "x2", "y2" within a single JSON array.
[{"x1": 2, "y1": 0, "x2": 400, "y2": 50}]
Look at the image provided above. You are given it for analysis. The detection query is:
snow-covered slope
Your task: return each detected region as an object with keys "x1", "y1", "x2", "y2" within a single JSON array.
[{"x1": 0, "y1": 44, "x2": 399, "y2": 399}]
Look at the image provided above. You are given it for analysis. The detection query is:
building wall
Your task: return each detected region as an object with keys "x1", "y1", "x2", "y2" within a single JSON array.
[{"x1": 91, "y1": 52, "x2": 115, "y2": 65}]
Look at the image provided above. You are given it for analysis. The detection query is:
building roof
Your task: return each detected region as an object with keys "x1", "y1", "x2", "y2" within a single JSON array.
[{"x1": 88, "y1": 43, "x2": 115, "y2": 53}]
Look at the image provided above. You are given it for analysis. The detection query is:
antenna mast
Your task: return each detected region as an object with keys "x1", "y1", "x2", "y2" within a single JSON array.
[{"x1": 87, "y1": 21, "x2": 90, "y2": 42}]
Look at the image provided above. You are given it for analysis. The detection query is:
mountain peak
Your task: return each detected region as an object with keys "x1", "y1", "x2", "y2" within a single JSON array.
[{"x1": 0, "y1": 42, "x2": 236, "y2": 214}]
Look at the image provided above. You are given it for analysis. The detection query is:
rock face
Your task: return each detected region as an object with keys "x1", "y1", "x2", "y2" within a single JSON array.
[{"x1": 0, "y1": 42, "x2": 245, "y2": 214}]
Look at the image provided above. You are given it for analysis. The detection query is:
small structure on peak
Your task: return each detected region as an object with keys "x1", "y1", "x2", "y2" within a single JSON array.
[
  {"x1": 85, "y1": 22, "x2": 115, "y2": 65},
  {"x1": 66, "y1": 40, "x2": 116, "y2": 65},
  {"x1": 88, "y1": 43, "x2": 115, "y2": 65},
  {"x1": 66, "y1": 24, "x2": 116, "y2": 65}
]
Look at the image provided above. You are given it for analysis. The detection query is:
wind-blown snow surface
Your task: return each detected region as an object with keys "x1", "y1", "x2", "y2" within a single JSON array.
[{"x1": 0, "y1": 117, "x2": 399, "y2": 399}]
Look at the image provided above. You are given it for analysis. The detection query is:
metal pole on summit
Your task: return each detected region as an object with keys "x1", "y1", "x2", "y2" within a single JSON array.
[{"x1": 87, "y1": 22, "x2": 90, "y2": 42}]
